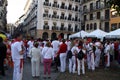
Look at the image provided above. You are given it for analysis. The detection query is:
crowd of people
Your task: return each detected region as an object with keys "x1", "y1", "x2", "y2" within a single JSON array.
[{"x1": 0, "y1": 32, "x2": 120, "y2": 80}]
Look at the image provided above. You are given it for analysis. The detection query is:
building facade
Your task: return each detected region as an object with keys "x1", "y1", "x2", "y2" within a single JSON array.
[
  {"x1": 24, "y1": 0, "x2": 81, "y2": 40},
  {"x1": 80, "y1": 0, "x2": 110, "y2": 32},
  {"x1": 0, "y1": 0, "x2": 8, "y2": 32},
  {"x1": 110, "y1": 9, "x2": 120, "y2": 31}
]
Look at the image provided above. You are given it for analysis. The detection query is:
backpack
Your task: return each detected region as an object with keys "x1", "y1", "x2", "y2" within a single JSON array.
[
  {"x1": 67, "y1": 50, "x2": 73, "y2": 59},
  {"x1": 77, "y1": 50, "x2": 84, "y2": 60}
]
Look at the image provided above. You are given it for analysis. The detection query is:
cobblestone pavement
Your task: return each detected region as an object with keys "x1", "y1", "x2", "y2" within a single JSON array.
[
  {"x1": 0, "y1": 59, "x2": 59, "y2": 80},
  {"x1": 56, "y1": 61, "x2": 120, "y2": 80},
  {"x1": 1, "y1": 60, "x2": 120, "y2": 80}
]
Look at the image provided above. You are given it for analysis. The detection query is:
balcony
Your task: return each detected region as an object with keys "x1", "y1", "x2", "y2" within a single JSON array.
[
  {"x1": 82, "y1": 9, "x2": 89, "y2": 14},
  {"x1": 68, "y1": 17, "x2": 72, "y2": 21},
  {"x1": 60, "y1": 16, "x2": 65, "y2": 20},
  {"x1": 72, "y1": 18, "x2": 74, "y2": 21},
  {"x1": 75, "y1": 0, "x2": 80, "y2": 2},
  {"x1": 52, "y1": 26, "x2": 57, "y2": 30},
  {"x1": 81, "y1": 0, "x2": 92, "y2": 4},
  {"x1": 52, "y1": 15, "x2": 59, "y2": 19},
  {"x1": 60, "y1": 6, "x2": 67, "y2": 10},
  {"x1": 60, "y1": 27, "x2": 67, "y2": 31},
  {"x1": 52, "y1": 4, "x2": 59, "y2": 8},
  {"x1": 43, "y1": 2, "x2": 51, "y2": 6},
  {"x1": 43, "y1": 25, "x2": 49, "y2": 30},
  {"x1": 68, "y1": 28, "x2": 73, "y2": 32},
  {"x1": 43, "y1": 13, "x2": 49, "y2": 17}
]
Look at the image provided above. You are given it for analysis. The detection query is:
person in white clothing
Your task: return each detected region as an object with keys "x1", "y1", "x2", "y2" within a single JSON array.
[
  {"x1": 11, "y1": 33, "x2": 24, "y2": 80},
  {"x1": 105, "y1": 42, "x2": 110, "y2": 68},
  {"x1": 65, "y1": 40, "x2": 72, "y2": 51},
  {"x1": 51, "y1": 38, "x2": 60, "y2": 71},
  {"x1": 42, "y1": 42, "x2": 54, "y2": 79},
  {"x1": 95, "y1": 40, "x2": 101, "y2": 67},
  {"x1": 29, "y1": 41, "x2": 41, "y2": 78},
  {"x1": 69, "y1": 43, "x2": 78, "y2": 73},
  {"x1": 51, "y1": 38, "x2": 60, "y2": 58},
  {"x1": 27, "y1": 37, "x2": 34, "y2": 58},
  {"x1": 86, "y1": 42, "x2": 95, "y2": 71}
]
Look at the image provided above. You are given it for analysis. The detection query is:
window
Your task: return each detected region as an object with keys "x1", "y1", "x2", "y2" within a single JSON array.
[
  {"x1": 97, "y1": 12, "x2": 100, "y2": 19},
  {"x1": 90, "y1": 14, "x2": 93, "y2": 20},
  {"x1": 75, "y1": 25, "x2": 78, "y2": 32},
  {"x1": 86, "y1": 24, "x2": 89, "y2": 30},
  {"x1": 68, "y1": 4, "x2": 72, "y2": 10},
  {"x1": 111, "y1": 23, "x2": 117, "y2": 31},
  {"x1": 90, "y1": 3, "x2": 93, "y2": 11},
  {"x1": 83, "y1": 5, "x2": 87, "y2": 10},
  {"x1": 96, "y1": 0, "x2": 100, "y2": 9},
  {"x1": 105, "y1": 22, "x2": 109, "y2": 32},
  {"x1": 90, "y1": 23, "x2": 93, "y2": 30},
  {"x1": 94, "y1": 23, "x2": 97, "y2": 30},
  {"x1": 105, "y1": 9, "x2": 110, "y2": 19},
  {"x1": 61, "y1": 23, "x2": 64, "y2": 30},
  {"x1": 68, "y1": 24, "x2": 71, "y2": 31},
  {"x1": 84, "y1": 15, "x2": 86, "y2": 21},
  {"x1": 119, "y1": 23, "x2": 120, "y2": 28}
]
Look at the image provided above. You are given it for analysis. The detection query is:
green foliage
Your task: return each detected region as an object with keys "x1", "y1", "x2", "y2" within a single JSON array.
[{"x1": 108, "y1": 0, "x2": 120, "y2": 14}]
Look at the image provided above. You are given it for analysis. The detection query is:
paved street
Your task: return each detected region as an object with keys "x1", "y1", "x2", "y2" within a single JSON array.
[
  {"x1": 57, "y1": 61, "x2": 120, "y2": 80},
  {"x1": 0, "y1": 60, "x2": 120, "y2": 80},
  {"x1": 1, "y1": 59, "x2": 59, "y2": 80}
]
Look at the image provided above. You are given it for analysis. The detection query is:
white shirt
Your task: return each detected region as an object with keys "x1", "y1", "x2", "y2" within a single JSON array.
[
  {"x1": 71, "y1": 46, "x2": 78, "y2": 55},
  {"x1": 42, "y1": 47, "x2": 54, "y2": 59},
  {"x1": 105, "y1": 44, "x2": 110, "y2": 54},
  {"x1": 30, "y1": 47, "x2": 41, "y2": 61},
  {"x1": 65, "y1": 41, "x2": 71, "y2": 51},
  {"x1": 11, "y1": 42, "x2": 23, "y2": 60},
  {"x1": 43, "y1": 41, "x2": 47, "y2": 47},
  {"x1": 27, "y1": 40, "x2": 34, "y2": 51},
  {"x1": 51, "y1": 40, "x2": 60, "y2": 51}
]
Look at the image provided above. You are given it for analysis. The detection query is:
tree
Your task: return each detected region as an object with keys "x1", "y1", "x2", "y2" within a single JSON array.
[{"x1": 108, "y1": 0, "x2": 120, "y2": 14}]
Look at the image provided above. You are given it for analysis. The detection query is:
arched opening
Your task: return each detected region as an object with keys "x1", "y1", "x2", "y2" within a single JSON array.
[
  {"x1": 51, "y1": 33, "x2": 57, "y2": 40},
  {"x1": 90, "y1": 23, "x2": 93, "y2": 30},
  {"x1": 59, "y1": 33, "x2": 64, "y2": 39},
  {"x1": 86, "y1": 24, "x2": 89, "y2": 30},
  {"x1": 42, "y1": 32, "x2": 48, "y2": 40}
]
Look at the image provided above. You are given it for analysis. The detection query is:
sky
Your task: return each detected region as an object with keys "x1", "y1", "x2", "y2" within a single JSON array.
[{"x1": 7, "y1": 0, "x2": 27, "y2": 23}]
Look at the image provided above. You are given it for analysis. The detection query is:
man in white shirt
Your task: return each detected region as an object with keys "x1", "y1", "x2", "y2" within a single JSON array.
[
  {"x1": 11, "y1": 33, "x2": 24, "y2": 80},
  {"x1": 27, "y1": 37, "x2": 34, "y2": 57},
  {"x1": 65, "y1": 40, "x2": 72, "y2": 51},
  {"x1": 51, "y1": 38, "x2": 60, "y2": 71}
]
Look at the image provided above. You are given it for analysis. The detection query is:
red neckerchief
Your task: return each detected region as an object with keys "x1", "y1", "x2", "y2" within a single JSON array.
[
  {"x1": 14, "y1": 39, "x2": 21, "y2": 43},
  {"x1": 78, "y1": 46, "x2": 82, "y2": 49}
]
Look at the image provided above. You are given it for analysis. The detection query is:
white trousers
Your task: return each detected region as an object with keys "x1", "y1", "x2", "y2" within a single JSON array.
[
  {"x1": 69, "y1": 56, "x2": 76, "y2": 73},
  {"x1": 60, "y1": 53, "x2": 67, "y2": 72},
  {"x1": 87, "y1": 52, "x2": 95, "y2": 70},
  {"x1": 77, "y1": 58, "x2": 85, "y2": 75},
  {"x1": 106, "y1": 53, "x2": 110, "y2": 67},
  {"x1": 13, "y1": 59, "x2": 23, "y2": 80},
  {"x1": 95, "y1": 49, "x2": 101, "y2": 67},
  {"x1": 31, "y1": 59, "x2": 40, "y2": 77}
]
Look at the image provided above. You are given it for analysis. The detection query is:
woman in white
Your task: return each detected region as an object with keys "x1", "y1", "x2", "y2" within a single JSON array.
[
  {"x1": 30, "y1": 41, "x2": 41, "y2": 78},
  {"x1": 105, "y1": 42, "x2": 110, "y2": 68},
  {"x1": 69, "y1": 44, "x2": 78, "y2": 73},
  {"x1": 42, "y1": 42, "x2": 54, "y2": 79}
]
